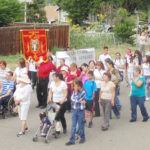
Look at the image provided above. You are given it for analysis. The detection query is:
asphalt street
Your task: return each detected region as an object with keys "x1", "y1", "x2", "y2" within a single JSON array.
[{"x1": 1, "y1": 82, "x2": 150, "y2": 150}]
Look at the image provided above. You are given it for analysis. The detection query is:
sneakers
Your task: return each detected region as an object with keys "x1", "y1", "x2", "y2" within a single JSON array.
[
  {"x1": 143, "y1": 117, "x2": 149, "y2": 122},
  {"x1": 66, "y1": 141, "x2": 75, "y2": 146},
  {"x1": 63, "y1": 128, "x2": 67, "y2": 134},
  {"x1": 17, "y1": 132, "x2": 25, "y2": 137},
  {"x1": 79, "y1": 139, "x2": 85, "y2": 144},
  {"x1": 129, "y1": 119, "x2": 136, "y2": 123},
  {"x1": 88, "y1": 122, "x2": 93, "y2": 128}
]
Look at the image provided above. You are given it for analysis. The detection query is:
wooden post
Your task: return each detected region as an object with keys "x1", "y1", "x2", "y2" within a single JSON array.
[{"x1": 20, "y1": 30, "x2": 23, "y2": 54}]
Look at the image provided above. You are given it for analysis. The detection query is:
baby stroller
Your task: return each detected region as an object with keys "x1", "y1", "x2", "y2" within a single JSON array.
[{"x1": 33, "y1": 102, "x2": 60, "y2": 143}]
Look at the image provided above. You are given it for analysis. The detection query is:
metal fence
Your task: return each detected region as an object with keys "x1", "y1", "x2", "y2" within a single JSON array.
[{"x1": 0, "y1": 24, "x2": 69, "y2": 55}]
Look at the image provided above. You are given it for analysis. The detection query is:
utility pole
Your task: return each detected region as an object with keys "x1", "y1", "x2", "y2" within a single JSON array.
[{"x1": 24, "y1": 1, "x2": 27, "y2": 23}]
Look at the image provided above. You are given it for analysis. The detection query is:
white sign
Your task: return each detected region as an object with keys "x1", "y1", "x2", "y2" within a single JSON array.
[{"x1": 56, "y1": 48, "x2": 95, "y2": 67}]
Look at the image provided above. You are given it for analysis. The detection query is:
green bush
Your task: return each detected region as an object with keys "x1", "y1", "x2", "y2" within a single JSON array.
[{"x1": 114, "y1": 21, "x2": 135, "y2": 44}]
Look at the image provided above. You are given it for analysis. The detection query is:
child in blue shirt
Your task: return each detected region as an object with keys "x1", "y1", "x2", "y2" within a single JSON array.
[
  {"x1": 84, "y1": 71, "x2": 97, "y2": 128},
  {"x1": 40, "y1": 112, "x2": 51, "y2": 137}
]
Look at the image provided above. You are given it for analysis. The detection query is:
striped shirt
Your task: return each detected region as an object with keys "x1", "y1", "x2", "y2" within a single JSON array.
[
  {"x1": 2, "y1": 80, "x2": 14, "y2": 96},
  {"x1": 0, "y1": 68, "x2": 10, "y2": 84},
  {"x1": 71, "y1": 89, "x2": 86, "y2": 110}
]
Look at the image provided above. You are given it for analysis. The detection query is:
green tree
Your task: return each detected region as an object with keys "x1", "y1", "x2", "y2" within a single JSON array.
[
  {"x1": 27, "y1": 0, "x2": 47, "y2": 23},
  {"x1": 0, "y1": 0, "x2": 24, "y2": 27},
  {"x1": 113, "y1": 8, "x2": 136, "y2": 44},
  {"x1": 55, "y1": 0, "x2": 92, "y2": 25},
  {"x1": 90, "y1": 0, "x2": 150, "y2": 14}
]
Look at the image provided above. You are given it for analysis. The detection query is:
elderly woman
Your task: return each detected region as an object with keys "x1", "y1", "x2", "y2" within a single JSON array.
[
  {"x1": 0, "y1": 60, "x2": 10, "y2": 86},
  {"x1": 130, "y1": 67, "x2": 149, "y2": 122},
  {"x1": 14, "y1": 74, "x2": 32, "y2": 137}
]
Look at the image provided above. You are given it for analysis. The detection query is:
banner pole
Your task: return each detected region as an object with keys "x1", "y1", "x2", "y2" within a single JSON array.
[{"x1": 20, "y1": 30, "x2": 23, "y2": 54}]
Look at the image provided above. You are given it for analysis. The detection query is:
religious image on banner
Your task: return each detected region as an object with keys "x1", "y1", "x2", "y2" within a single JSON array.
[{"x1": 22, "y1": 29, "x2": 48, "y2": 62}]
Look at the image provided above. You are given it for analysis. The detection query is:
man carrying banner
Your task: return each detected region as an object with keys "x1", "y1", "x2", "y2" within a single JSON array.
[{"x1": 36, "y1": 55, "x2": 57, "y2": 109}]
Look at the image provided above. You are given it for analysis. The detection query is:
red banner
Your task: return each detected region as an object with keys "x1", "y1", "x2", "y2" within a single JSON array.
[{"x1": 22, "y1": 29, "x2": 48, "y2": 62}]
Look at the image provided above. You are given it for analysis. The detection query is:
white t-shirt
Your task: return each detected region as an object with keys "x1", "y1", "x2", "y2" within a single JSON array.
[
  {"x1": 143, "y1": 63, "x2": 150, "y2": 76},
  {"x1": 133, "y1": 57, "x2": 139, "y2": 66},
  {"x1": 14, "y1": 84, "x2": 32, "y2": 105},
  {"x1": 50, "y1": 81, "x2": 67, "y2": 103},
  {"x1": 14, "y1": 67, "x2": 28, "y2": 83},
  {"x1": 101, "y1": 81, "x2": 115, "y2": 100},
  {"x1": 94, "y1": 69, "x2": 105, "y2": 88},
  {"x1": 114, "y1": 59, "x2": 125, "y2": 72},
  {"x1": 0, "y1": 67, "x2": 10, "y2": 84},
  {"x1": 28, "y1": 60, "x2": 37, "y2": 72},
  {"x1": 99, "y1": 54, "x2": 111, "y2": 70},
  {"x1": 128, "y1": 62, "x2": 134, "y2": 73}
]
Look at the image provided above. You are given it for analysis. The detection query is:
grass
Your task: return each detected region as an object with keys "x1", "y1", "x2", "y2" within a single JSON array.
[{"x1": 0, "y1": 54, "x2": 24, "y2": 71}]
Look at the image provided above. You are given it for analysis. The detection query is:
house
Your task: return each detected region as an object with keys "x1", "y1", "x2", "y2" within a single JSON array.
[{"x1": 44, "y1": 5, "x2": 68, "y2": 24}]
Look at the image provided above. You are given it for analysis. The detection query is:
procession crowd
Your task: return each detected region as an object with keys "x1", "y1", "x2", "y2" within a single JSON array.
[{"x1": 0, "y1": 45, "x2": 150, "y2": 146}]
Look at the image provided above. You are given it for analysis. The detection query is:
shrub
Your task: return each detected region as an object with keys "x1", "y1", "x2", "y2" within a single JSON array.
[{"x1": 113, "y1": 8, "x2": 136, "y2": 44}]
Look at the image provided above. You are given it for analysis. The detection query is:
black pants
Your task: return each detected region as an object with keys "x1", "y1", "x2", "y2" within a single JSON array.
[
  {"x1": 36, "y1": 77, "x2": 49, "y2": 107},
  {"x1": 55, "y1": 102, "x2": 67, "y2": 130},
  {"x1": 29, "y1": 71, "x2": 37, "y2": 89},
  {"x1": 94, "y1": 88, "x2": 100, "y2": 116}
]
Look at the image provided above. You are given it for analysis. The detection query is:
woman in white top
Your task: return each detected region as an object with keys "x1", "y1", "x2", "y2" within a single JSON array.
[
  {"x1": 99, "y1": 72, "x2": 115, "y2": 131},
  {"x1": 114, "y1": 52, "x2": 125, "y2": 81},
  {"x1": 14, "y1": 74, "x2": 32, "y2": 137},
  {"x1": 142, "y1": 55, "x2": 150, "y2": 100},
  {"x1": 14, "y1": 58, "x2": 28, "y2": 83},
  {"x1": 48, "y1": 72, "x2": 68, "y2": 136},
  {"x1": 94, "y1": 61, "x2": 105, "y2": 117}
]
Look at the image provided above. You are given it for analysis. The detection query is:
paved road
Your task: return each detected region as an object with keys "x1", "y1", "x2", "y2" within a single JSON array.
[{"x1": 1, "y1": 82, "x2": 150, "y2": 150}]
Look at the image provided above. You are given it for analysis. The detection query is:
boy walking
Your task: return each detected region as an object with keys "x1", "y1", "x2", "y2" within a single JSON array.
[
  {"x1": 84, "y1": 71, "x2": 97, "y2": 128},
  {"x1": 66, "y1": 80, "x2": 86, "y2": 146}
]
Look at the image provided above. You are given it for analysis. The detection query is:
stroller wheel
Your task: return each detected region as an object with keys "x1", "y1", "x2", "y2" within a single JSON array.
[
  {"x1": 45, "y1": 139, "x2": 50, "y2": 144},
  {"x1": 33, "y1": 136, "x2": 38, "y2": 142}
]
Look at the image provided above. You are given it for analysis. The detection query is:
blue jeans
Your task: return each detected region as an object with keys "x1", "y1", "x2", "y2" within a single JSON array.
[
  {"x1": 70, "y1": 109, "x2": 85, "y2": 143},
  {"x1": 112, "y1": 89, "x2": 121, "y2": 117},
  {"x1": 145, "y1": 76, "x2": 150, "y2": 98},
  {"x1": 130, "y1": 96, "x2": 149, "y2": 120},
  {"x1": 119, "y1": 71, "x2": 124, "y2": 81}
]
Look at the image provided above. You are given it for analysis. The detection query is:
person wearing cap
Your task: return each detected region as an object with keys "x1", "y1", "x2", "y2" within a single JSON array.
[
  {"x1": 57, "y1": 58, "x2": 70, "y2": 73},
  {"x1": 14, "y1": 74, "x2": 32, "y2": 137},
  {"x1": 61, "y1": 66, "x2": 72, "y2": 111}
]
